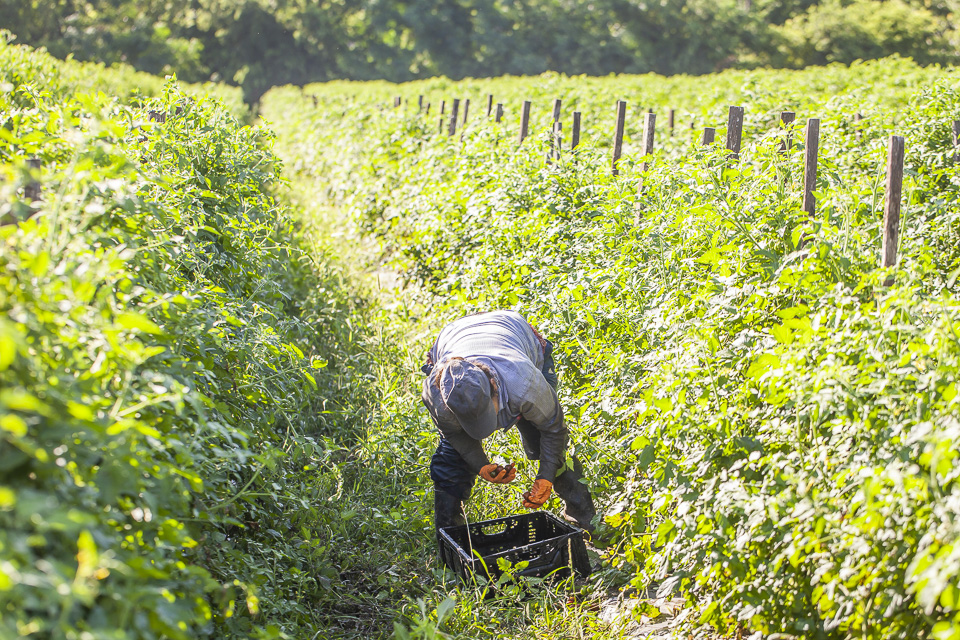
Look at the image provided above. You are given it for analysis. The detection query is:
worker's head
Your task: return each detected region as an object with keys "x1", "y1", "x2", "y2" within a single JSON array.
[{"x1": 434, "y1": 357, "x2": 499, "y2": 440}]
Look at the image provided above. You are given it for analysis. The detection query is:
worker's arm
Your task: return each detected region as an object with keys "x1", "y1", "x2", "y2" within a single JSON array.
[
  {"x1": 440, "y1": 421, "x2": 491, "y2": 474},
  {"x1": 516, "y1": 373, "x2": 568, "y2": 483}
]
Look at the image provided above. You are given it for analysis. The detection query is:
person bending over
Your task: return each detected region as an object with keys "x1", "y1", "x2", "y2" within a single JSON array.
[{"x1": 421, "y1": 310, "x2": 596, "y2": 536}]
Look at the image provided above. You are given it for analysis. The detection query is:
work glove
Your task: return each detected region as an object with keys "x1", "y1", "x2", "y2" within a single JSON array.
[
  {"x1": 522, "y1": 478, "x2": 553, "y2": 509},
  {"x1": 479, "y1": 463, "x2": 516, "y2": 484}
]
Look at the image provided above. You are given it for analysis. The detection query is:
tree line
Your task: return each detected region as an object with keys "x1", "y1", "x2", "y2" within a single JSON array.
[{"x1": 4, "y1": 0, "x2": 957, "y2": 104}]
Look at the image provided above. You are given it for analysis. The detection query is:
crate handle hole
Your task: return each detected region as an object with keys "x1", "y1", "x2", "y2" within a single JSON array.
[{"x1": 480, "y1": 523, "x2": 508, "y2": 535}]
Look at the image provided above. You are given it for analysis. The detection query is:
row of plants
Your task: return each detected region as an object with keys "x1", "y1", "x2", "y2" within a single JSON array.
[
  {"x1": 0, "y1": 40, "x2": 387, "y2": 638},
  {"x1": 261, "y1": 58, "x2": 960, "y2": 638}
]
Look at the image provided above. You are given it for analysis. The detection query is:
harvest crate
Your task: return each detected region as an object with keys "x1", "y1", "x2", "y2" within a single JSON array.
[{"x1": 438, "y1": 512, "x2": 591, "y2": 582}]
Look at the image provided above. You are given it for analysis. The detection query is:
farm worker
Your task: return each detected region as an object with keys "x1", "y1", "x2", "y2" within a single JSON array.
[{"x1": 421, "y1": 310, "x2": 596, "y2": 537}]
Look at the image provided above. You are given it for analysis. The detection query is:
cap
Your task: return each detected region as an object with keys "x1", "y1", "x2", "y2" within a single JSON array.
[{"x1": 437, "y1": 359, "x2": 498, "y2": 440}]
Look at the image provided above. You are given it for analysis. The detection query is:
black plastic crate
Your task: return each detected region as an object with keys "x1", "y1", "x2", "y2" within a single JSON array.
[{"x1": 438, "y1": 512, "x2": 591, "y2": 582}]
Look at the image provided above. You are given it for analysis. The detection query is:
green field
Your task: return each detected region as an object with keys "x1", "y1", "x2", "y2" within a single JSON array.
[{"x1": 3, "y1": 39, "x2": 960, "y2": 639}]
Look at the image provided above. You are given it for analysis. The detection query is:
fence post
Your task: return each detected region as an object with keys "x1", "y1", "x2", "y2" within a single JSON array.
[
  {"x1": 394, "y1": 96, "x2": 401, "y2": 108},
  {"x1": 495, "y1": 103, "x2": 504, "y2": 123},
  {"x1": 440, "y1": 101, "x2": 446, "y2": 116},
  {"x1": 552, "y1": 121, "x2": 563, "y2": 163},
  {"x1": 802, "y1": 118, "x2": 820, "y2": 216},
  {"x1": 418, "y1": 95, "x2": 424, "y2": 112},
  {"x1": 780, "y1": 111, "x2": 796, "y2": 153},
  {"x1": 668, "y1": 109, "x2": 675, "y2": 137},
  {"x1": 552, "y1": 99, "x2": 562, "y2": 125},
  {"x1": 612, "y1": 100, "x2": 626, "y2": 176},
  {"x1": 952, "y1": 120, "x2": 960, "y2": 162},
  {"x1": 881, "y1": 136, "x2": 906, "y2": 277},
  {"x1": 487, "y1": 94, "x2": 494, "y2": 117},
  {"x1": 572, "y1": 112, "x2": 581, "y2": 150},
  {"x1": 25, "y1": 157, "x2": 41, "y2": 202},
  {"x1": 726, "y1": 106, "x2": 744, "y2": 159},
  {"x1": 518, "y1": 100, "x2": 532, "y2": 145},
  {"x1": 447, "y1": 99, "x2": 460, "y2": 136},
  {"x1": 462, "y1": 99, "x2": 470, "y2": 128},
  {"x1": 640, "y1": 112, "x2": 656, "y2": 172},
  {"x1": 702, "y1": 127, "x2": 716, "y2": 145},
  {"x1": 425, "y1": 102, "x2": 431, "y2": 116}
]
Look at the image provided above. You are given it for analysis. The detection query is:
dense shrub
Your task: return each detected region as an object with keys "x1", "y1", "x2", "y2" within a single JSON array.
[
  {"x1": 262, "y1": 60, "x2": 960, "y2": 637},
  {"x1": 1, "y1": 41, "x2": 376, "y2": 638}
]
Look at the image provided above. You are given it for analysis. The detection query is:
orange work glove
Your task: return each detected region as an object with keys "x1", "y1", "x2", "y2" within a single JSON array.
[
  {"x1": 522, "y1": 479, "x2": 553, "y2": 509},
  {"x1": 479, "y1": 463, "x2": 516, "y2": 484}
]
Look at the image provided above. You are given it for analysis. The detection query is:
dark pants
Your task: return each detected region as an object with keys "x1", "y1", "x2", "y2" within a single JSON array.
[{"x1": 431, "y1": 341, "x2": 596, "y2": 533}]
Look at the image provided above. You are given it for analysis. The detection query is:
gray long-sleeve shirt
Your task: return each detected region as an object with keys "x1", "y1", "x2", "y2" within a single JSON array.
[{"x1": 421, "y1": 311, "x2": 568, "y2": 483}]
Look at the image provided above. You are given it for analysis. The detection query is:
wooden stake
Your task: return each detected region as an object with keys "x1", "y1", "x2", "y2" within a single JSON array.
[
  {"x1": 448, "y1": 98, "x2": 460, "y2": 136},
  {"x1": 881, "y1": 135, "x2": 906, "y2": 272},
  {"x1": 495, "y1": 103, "x2": 504, "y2": 123},
  {"x1": 780, "y1": 111, "x2": 796, "y2": 153},
  {"x1": 440, "y1": 101, "x2": 446, "y2": 116},
  {"x1": 462, "y1": 99, "x2": 470, "y2": 127},
  {"x1": 640, "y1": 112, "x2": 656, "y2": 172},
  {"x1": 24, "y1": 157, "x2": 41, "y2": 202},
  {"x1": 394, "y1": 96, "x2": 401, "y2": 108},
  {"x1": 425, "y1": 102, "x2": 431, "y2": 116},
  {"x1": 418, "y1": 95, "x2": 424, "y2": 112},
  {"x1": 802, "y1": 118, "x2": 820, "y2": 216},
  {"x1": 551, "y1": 121, "x2": 563, "y2": 162},
  {"x1": 552, "y1": 99, "x2": 562, "y2": 124},
  {"x1": 518, "y1": 100, "x2": 531, "y2": 144},
  {"x1": 952, "y1": 120, "x2": 960, "y2": 162},
  {"x1": 668, "y1": 109, "x2": 675, "y2": 136},
  {"x1": 572, "y1": 112, "x2": 581, "y2": 150},
  {"x1": 487, "y1": 94, "x2": 493, "y2": 117},
  {"x1": 438, "y1": 117, "x2": 444, "y2": 135},
  {"x1": 702, "y1": 127, "x2": 716, "y2": 145},
  {"x1": 726, "y1": 106, "x2": 744, "y2": 159},
  {"x1": 612, "y1": 100, "x2": 626, "y2": 176}
]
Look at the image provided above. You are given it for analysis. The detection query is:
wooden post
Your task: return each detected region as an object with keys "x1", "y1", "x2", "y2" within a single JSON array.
[
  {"x1": 462, "y1": 99, "x2": 470, "y2": 127},
  {"x1": 394, "y1": 96, "x2": 401, "y2": 108},
  {"x1": 726, "y1": 106, "x2": 744, "y2": 159},
  {"x1": 448, "y1": 98, "x2": 460, "y2": 136},
  {"x1": 518, "y1": 100, "x2": 531, "y2": 144},
  {"x1": 425, "y1": 102, "x2": 431, "y2": 116},
  {"x1": 640, "y1": 112, "x2": 656, "y2": 172},
  {"x1": 802, "y1": 118, "x2": 820, "y2": 216},
  {"x1": 572, "y1": 112, "x2": 581, "y2": 150},
  {"x1": 495, "y1": 103, "x2": 504, "y2": 123},
  {"x1": 952, "y1": 120, "x2": 960, "y2": 162},
  {"x1": 440, "y1": 101, "x2": 446, "y2": 116},
  {"x1": 702, "y1": 128, "x2": 716, "y2": 145},
  {"x1": 418, "y1": 95, "x2": 424, "y2": 112},
  {"x1": 24, "y1": 157, "x2": 41, "y2": 202},
  {"x1": 780, "y1": 111, "x2": 796, "y2": 153},
  {"x1": 881, "y1": 136, "x2": 906, "y2": 273},
  {"x1": 552, "y1": 99, "x2": 562, "y2": 124},
  {"x1": 551, "y1": 121, "x2": 563, "y2": 162},
  {"x1": 438, "y1": 117, "x2": 444, "y2": 135},
  {"x1": 612, "y1": 100, "x2": 626, "y2": 176},
  {"x1": 668, "y1": 109, "x2": 675, "y2": 137},
  {"x1": 486, "y1": 94, "x2": 494, "y2": 117}
]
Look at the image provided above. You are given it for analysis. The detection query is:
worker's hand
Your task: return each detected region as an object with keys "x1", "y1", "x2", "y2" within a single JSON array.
[
  {"x1": 522, "y1": 479, "x2": 553, "y2": 509},
  {"x1": 479, "y1": 463, "x2": 516, "y2": 484}
]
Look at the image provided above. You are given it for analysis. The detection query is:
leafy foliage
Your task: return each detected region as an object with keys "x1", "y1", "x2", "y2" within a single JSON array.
[
  {"x1": 0, "y1": 40, "x2": 384, "y2": 638},
  {"x1": 262, "y1": 59, "x2": 960, "y2": 638},
  {"x1": 2, "y1": 0, "x2": 958, "y2": 104}
]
